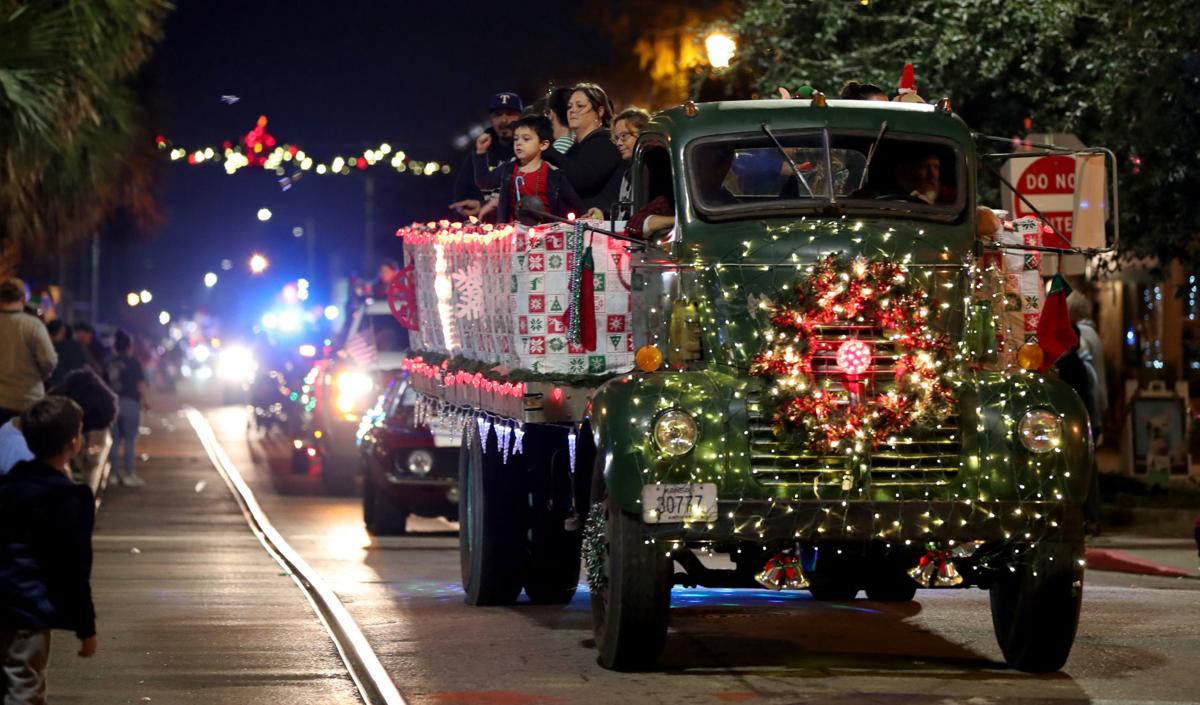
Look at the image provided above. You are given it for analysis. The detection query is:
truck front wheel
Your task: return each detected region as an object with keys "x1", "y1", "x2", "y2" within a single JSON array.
[
  {"x1": 459, "y1": 422, "x2": 525, "y2": 605},
  {"x1": 989, "y1": 541, "x2": 1083, "y2": 673},
  {"x1": 589, "y1": 462, "x2": 672, "y2": 671}
]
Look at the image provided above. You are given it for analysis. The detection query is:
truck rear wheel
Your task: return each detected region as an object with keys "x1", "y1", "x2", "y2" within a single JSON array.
[
  {"x1": 989, "y1": 541, "x2": 1083, "y2": 673},
  {"x1": 590, "y1": 462, "x2": 672, "y2": 671},
  {"x1": 522, "y1": 434, "x2": 582, "y2": 605},
  {"x1": 864, "y1": 571, "x2": 918, "y2": 602},
  {"x1": 459, "y1": 422, "x2": 525, "y2": 605}
]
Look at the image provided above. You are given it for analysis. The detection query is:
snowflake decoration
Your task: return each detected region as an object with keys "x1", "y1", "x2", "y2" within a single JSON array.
[{"x1": 452, "y1": 263, "x2": 485, "y2": 319}]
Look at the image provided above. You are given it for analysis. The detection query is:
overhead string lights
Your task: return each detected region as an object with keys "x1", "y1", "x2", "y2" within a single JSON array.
[{"x1": 155, "y1": 115, "x2": 451, "y2": 184}]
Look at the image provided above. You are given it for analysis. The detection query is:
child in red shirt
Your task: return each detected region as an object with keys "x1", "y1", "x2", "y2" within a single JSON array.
[{"x1": 473, "y1": 115, "x2": 583, "y2": 224}]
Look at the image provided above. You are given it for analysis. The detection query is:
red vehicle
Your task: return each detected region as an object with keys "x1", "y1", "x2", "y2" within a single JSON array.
[{"x1": 358, "y1": 372, "x2": 460, "y2": 535}]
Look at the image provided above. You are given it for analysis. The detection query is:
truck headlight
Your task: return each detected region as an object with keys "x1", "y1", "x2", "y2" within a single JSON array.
[
  {"x1": 652, "y1": 408, "x2": 698, "y2": 456},
  {"x1": 401, "y1": 449, "x2": 433, "y2": 476},
  {"x1": 1018, "y1": 409, "x2": 1062, "y2": 454}
]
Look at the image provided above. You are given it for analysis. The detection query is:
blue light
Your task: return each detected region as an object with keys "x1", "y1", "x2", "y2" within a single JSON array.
[{"x1": 1125, "y1": 328, "x2": 1135, "y2": 345}]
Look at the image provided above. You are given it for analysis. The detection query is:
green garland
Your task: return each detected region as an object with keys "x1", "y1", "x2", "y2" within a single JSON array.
[{"x1": 582, "y1": 502, "x2": 608, "y2": 593}]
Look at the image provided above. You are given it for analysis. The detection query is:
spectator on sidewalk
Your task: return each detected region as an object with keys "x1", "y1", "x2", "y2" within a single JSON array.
[
  {"x1": 0, "y1": 369, "x2": 118, "y2": 476},
  {"x1": 0, "y1": 396, "x2": 98, "y2": 704},
  {"x1": 72, "y1": 323, "x2": 107, "y2": 376},
  {"x1": 0, "y1": 278, "x2": 58, "y2": 426},
  {"x1": 106, "y1": 330, "x2": 149, "y2": 487},
  {"x1": 46, "y1": 321, "x2": 89, "y2": 389}
]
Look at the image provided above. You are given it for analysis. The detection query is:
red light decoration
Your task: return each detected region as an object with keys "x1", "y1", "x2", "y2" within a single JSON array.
[
  {"x1": 836, "y1": 340, "x2": 872, "y2": 377},
  {"x1": 750, "y1": 255, "x2": 954, "y2": 453}
]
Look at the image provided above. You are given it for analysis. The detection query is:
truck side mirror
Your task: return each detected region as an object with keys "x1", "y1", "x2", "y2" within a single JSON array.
[{"x1": 1072, "y1": 153, "x2": 1109, "y2": 249}]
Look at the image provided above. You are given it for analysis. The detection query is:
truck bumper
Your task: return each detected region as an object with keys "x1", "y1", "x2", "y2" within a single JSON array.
[{"x1": 641, "y1": 499, "x2": 1084, "y2": 545}]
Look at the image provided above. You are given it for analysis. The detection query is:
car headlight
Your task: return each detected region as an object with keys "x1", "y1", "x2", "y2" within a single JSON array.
[
  {"x1": 398, "y1": 449, "x2": 433, "y2": 476},
  {"x1": 336, "y1": 370, "x2": 374, "y2": 397},
  {"x1": 1018, "y1": 409, "x2": 1062, "y2": 454},
  {"x1": 652, "y1": 408, "x2": 698, "y2": 456}
]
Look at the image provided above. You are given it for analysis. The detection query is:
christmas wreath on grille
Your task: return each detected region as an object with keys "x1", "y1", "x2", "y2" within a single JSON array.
[{"x1": 750, "y1": 255, "x2": 955, "y2": 453}]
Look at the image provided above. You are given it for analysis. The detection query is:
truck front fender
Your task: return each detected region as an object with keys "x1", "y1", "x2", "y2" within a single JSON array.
[{"x1": 586, "y1": 369, "x2": 753, "y2": 515}]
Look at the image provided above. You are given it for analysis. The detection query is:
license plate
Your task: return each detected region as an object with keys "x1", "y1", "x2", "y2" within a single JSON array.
[{"x1": 642, "y1": 483, "x2": 718, "y2": 524}]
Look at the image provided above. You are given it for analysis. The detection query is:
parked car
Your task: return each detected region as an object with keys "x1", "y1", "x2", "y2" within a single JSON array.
[{"x1": 358, "y1": 371, "x2": 460, "y2": 535}]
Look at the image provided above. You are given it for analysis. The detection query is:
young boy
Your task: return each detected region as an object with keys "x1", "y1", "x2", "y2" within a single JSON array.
[
  {"x1": 0, "y1": 396, "x2": 97, "y2": 704},
  {"x1": 473, "y1": 114, "x2": 584, "y2": 224}
]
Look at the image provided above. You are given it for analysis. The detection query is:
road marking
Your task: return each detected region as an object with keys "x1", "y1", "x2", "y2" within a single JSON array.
[{"x1": 186, "y1": 408, "x2": 407, "y2": 705}]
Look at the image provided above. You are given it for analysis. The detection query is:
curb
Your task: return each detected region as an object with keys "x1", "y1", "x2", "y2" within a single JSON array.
[{"x1": 1084, "y1": 548, "x2": 1196, "y2": 579}]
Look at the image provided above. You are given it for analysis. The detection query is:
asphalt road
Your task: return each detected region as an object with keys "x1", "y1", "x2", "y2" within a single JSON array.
[{"x1": 204, "y1": 405, "x2": 1200, "y2": 705}]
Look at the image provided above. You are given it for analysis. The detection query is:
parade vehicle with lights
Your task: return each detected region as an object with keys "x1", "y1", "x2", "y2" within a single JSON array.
[
  {"x1": 305, "y1": 298, "x2": 411, "y2": 493},
  {"x1": 397, "y1": 95, "x2": 1118, "y2": 673},
  {"x1": 357, "y1": 372, "x2": 460, "y2": 535}
]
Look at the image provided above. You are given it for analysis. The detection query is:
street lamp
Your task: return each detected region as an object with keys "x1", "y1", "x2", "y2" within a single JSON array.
[
  {"x1": 126, "y1": 292, "x2": 140, "y2": 307},
  {"x1": 204, "y1": 272, "x2": 218, "y2": 288},
  {"x1": 249, "y1": 253, "x2": 269, "y2": 274},
  {"x1": 257, "y1": 207, "x2": 272, "y2": 222},
  {"x1": 704, "y1": 31, "x2": 736, "y2": 70},
  {"x1": 139, "y1": 289, "x2": 153, "y2": 304},
  {"x1": 159, "y1": 311, "x2": 171, "y2": 325}
]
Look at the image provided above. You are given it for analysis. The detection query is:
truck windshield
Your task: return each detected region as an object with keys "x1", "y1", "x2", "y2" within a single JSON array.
[{"x1": 688, "y1": 129, "x2": 963, "y2": 221}]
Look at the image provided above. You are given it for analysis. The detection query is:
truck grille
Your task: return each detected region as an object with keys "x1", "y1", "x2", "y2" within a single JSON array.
[{"x1": 746, "y1": 322, "x2": 959, "y2": 490}]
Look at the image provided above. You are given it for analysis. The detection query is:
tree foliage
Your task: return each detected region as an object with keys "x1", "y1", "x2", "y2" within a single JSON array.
[
  {"x1": 0, "y1": 1, "x2": 171, "y2": 262},
  {"x1": 730, "y1": 0, "x2": 1200, "y2": 271}
]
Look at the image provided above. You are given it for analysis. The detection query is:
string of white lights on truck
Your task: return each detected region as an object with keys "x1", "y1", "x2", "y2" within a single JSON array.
[{"x1": 670, "y1": 216, "x2": 1080, "y2": 579}]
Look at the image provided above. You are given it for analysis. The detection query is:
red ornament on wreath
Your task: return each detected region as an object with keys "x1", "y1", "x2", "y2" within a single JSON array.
[{"x1": 750, "y1": 255, "x2": 955, "y2": 453}]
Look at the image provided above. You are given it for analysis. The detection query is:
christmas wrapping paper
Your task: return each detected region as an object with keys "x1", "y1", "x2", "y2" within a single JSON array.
[
  {"x1": 977, "y1": 215, "x2": 1046, "y2": 368},
  {"x1": 400, "y1": 220, "x2": 634, "y2": 376}
]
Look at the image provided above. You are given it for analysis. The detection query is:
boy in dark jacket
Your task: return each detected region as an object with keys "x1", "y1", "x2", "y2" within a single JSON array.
[
  {"x1": 473, "y1": 115, "x2": 584, "y2": 225},
  {"x1": 0, "y1": 396, "x2": 96, "y2": 704}
]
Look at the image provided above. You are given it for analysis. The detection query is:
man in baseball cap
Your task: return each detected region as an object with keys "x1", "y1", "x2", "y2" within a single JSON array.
[{"x1": 451, "y1": 92, "x2": 523, "y2": 219}]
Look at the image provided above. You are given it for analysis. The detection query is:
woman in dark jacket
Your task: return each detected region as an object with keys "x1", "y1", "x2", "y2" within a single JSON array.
[{"x1": 542, "y1": 83, "x2": 624, "y2": 214}]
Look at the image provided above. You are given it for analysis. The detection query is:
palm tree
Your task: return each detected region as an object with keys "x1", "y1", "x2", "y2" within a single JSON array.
[{"x1": 0, "y1": 0, "x2": 171, "y2": 271}]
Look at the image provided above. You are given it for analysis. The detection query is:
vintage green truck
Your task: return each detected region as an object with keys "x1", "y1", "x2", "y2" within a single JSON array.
[{"x1": 402, "y1": 96, "x2": 1114, "y2": 674}]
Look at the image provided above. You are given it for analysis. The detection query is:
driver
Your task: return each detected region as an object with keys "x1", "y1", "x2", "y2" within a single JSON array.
[{"x1": 894, "y1": 151, "x2": 949, "y2": 205}]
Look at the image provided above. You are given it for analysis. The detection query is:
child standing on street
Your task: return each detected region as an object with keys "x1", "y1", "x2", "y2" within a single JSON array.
[
  {"x1": 106, "y1": 330, "x2": 149, "y2": 487},
  {"x1": 0, "y1": 396, "x2": 97, "y2": 704}
]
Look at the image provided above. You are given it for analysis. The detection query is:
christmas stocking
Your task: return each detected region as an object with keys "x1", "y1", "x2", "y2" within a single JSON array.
[
  {"x1": 580, "y1": 245, "x2": 596, "y2": 351},
  {"x1": 1036, "y1": 274, "x2": 1078, "y2": 371}
]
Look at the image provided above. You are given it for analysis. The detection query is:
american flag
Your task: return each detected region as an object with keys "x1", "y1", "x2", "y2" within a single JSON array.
[{"x1": 343, "y1": 325, "x2": 378, "y2": 367}]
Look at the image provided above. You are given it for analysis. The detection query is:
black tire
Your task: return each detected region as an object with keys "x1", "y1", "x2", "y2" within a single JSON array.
[
  {"x1": 864, "y1": 571, "x2": 918, "y2": 602},
  {"x1": 522, "y1": 432, "x2": 582, "y2": 605},
  {"x1": 363, "y1": 476, "x2": 409, "y2": 536},
  {"x1": 459, "y1": 421, "x2": 525, "y2": 605},
  {"x1": 590, "y1": 459, "x2": 672, "y2": 671},
  {"x1": 989, "y1": 541, "x2": 1084, "y2": 673}
]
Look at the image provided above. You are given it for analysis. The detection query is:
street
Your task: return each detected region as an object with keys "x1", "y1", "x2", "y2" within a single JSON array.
[{"x1": 194, "y1": 404, "x2": 1200, "y2": 705}]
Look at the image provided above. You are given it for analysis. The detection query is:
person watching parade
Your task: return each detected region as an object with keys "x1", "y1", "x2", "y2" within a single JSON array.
[
  {"x1": 472, "y1": 114, "x2": 583, "y2": 224},
  {"x1": 450, "y1": 92, "x2": 522, "y2": 219}
]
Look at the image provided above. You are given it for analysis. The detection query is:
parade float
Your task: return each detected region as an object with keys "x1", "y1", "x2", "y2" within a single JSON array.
[{"x1": 390, "y1": 91, "x2": 1117, "y2": 672}]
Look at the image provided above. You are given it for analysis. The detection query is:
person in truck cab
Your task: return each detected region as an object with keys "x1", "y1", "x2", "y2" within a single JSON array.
[{"x1": 892, "y1": 150, "x2": 954, "y2": 205}]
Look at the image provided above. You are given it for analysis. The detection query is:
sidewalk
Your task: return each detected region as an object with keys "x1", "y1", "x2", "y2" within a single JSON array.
[
  {"x1": 1086, "y1": 534, "x2": 1200, "y2": 579},
  {"x1": 48, "y1": 407, "x2": 361, "y2": 704}
]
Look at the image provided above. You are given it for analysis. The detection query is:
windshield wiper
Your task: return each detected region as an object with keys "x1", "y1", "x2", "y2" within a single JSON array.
[
  {"x1": 761, "y1": 122, "x2": 814, "y2": 197},
  {"x1": 858, "y1": 120, "x2": 888, "y2": 191}
]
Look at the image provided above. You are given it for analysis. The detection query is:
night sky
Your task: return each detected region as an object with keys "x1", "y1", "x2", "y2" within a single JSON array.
[{"x1": 126, "y1": 0, "x2": 611, "y2": 330}]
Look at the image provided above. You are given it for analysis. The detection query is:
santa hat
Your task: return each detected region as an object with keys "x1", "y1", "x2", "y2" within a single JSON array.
[
  {"x1": 893, "y1": 63, "x2": 925, "y2": 104},
  {"x1": 897, "y1": 63, "x2": 916, "y2": 95}
]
